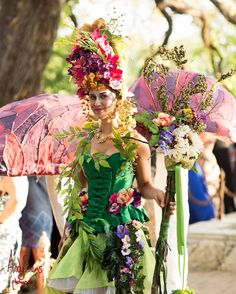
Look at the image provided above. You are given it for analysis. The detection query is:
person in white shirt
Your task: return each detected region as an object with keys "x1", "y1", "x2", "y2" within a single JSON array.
[{"x1": 0, "y1": 176, "x2": 28, "y2": 293}]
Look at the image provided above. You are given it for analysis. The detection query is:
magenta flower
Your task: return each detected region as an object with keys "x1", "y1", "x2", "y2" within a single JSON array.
[
  {"x1": 132, "y1": 189, "x2": 142, "y2": 208},
  {"x1": 109, "y1": 193, "x2": 118, "y2": 203},
  {"x1": 108, "y1": 202, "x2": 122, "y2": 214},
  {"x1": 91, "y1": 28, "x2": 101, "y2": 40},
  {"x1": 121, "y1": 267, "x2": 131, "y2": 273}
]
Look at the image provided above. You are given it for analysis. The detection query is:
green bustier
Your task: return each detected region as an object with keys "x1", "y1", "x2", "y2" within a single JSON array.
[{"x1": 82, "y1": 152, "x2": 149, "y2": 232}]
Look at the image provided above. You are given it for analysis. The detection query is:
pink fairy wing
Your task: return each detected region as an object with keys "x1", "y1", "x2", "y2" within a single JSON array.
[
  {"x1": 0, "y1": 93, "x2": 86, "y2": 176},
  {"x1": 130, "y1": 70, "x2": 236, "y2": 142},
  {"x1": 129, "y1": 77, "x2": 159, "y2": 112}
]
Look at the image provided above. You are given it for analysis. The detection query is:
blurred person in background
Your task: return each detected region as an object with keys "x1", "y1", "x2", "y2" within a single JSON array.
[
  {"x1": 188, "y1": 133, "x2": 222, "y2": 223},
  {"x1": 0, "y1": 176, "x2": 28, "y2": 293},
  {"x1": 19, "y1": 176, "x2": 53, "y2": 294},
  {"x1": 213, "y1": 140, "x2": 236, "y2": 214},
  {"x1": 188, "y1": 162, "x2": 216, "y2": 224}
]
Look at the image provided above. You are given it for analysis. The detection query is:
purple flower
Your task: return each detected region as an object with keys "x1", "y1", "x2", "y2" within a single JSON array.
[
  {"x1": 126, "y1": 256, "x2": 134, "y2": 268},
  {"x1": 169, "y1": 124, "x2": 176, "y2": 132},
  {"x1": 138, "y1": 239, "x2": 145, "y2": 250},
  {"x1": 158, "y1": 140, "x2": 169, "y2": 155},
  {"x1": 131, "y1": 273, "x2": 135, "y2": 281},
  {"x1": 160, "y1": 129, "x2": 174, "y2": 144},
  {"x1": 194, "y1": 111, "x2": 207, "y2": 122},
  {"x1": 117, "y1": 224, "x2": 129, "y2": 239},
  {"x1": 132, "y1": 189, "x2": 142, "y2": 208},
  {"x1": 200, "y1": 111, "x2": 207, "y2": 122}
]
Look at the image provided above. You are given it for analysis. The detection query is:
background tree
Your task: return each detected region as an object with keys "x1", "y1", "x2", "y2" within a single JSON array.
[
  {"x1": 0, "y1": 0, "x2": 64, "y2": 107},
  {"x1": 154, "y1": 0, "x2": 236, "y2": 81}
]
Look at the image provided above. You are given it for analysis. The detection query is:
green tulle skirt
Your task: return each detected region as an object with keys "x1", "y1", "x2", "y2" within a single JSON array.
[{"x1": 45, "y1": 228, "x2": 155, "y2": 293}]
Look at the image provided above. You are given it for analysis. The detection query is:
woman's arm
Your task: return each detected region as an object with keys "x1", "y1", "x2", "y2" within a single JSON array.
[
  {"x1": 135, "y1": 135, "x2": 165, "y2": 208},
  {"x1": 135, "y1": 135, "x2": 176, "y2": 214},
  {"x1": 0, "y1": 176, "x2": 28, "y2": 223}
]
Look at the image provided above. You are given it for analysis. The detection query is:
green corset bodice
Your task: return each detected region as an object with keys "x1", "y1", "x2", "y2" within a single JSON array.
[{"x1": 82, "y1": 152, "x2": 149, "y2": 232}]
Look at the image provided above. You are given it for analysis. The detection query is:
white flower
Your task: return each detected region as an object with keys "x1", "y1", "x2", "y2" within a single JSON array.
[
  {"x1": 122, "y1": 235, "x2": 131, "y2": 245},
  {"x1": 135, "y1": 230, "x2": 142, "y2": 242},
  {"x1": 166, "y1": 125, "x2": 203, "y2": 169},
  {"x1": 121, "y1": 247, "x2": 131, "y2": 256},
  {"x1": 174, "y1": 125, "x2": 191, "y2": 138}
]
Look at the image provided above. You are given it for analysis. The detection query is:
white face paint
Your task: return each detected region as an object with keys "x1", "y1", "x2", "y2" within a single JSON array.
[{"x1": 89, "y1": 88, "x2": 117, "y2": 120}]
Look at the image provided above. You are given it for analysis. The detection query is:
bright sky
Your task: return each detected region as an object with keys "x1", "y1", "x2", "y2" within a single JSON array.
[{"x1": 73, "y1": 0, "x2": 199, "y2": 46}]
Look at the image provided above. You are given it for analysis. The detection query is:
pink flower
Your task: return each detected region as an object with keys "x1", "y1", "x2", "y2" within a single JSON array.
[
  {"x1": 108, "y1": 54, "x2": 119, "y2": 64},
  {"x1": 110, "y1": 67, "x2": 123, "y2": 80},
  {"x1": 108, "y1": 188, "x2": 138, "y2": 214},
  {"x1": 121, "y1": 267, "x2": 131, "y2": 273},
  {"x1": 108, "y1": 202, "x2": 122, "y2": 214},
  {"x1": 95, "y1": 36, "x2": 114, "y2": 58},
  {"x1": 91, "y1": 29, "x2": 113, "y2": 58},
  {"x1": 153, "y1": 112, "x2": 175, "y2": 127},
  {"x1": 80, "y1": 194, "x2": 88, "y2": 205},
  {"x1": 91, "y1": 28, "x2": 101, "y2": 41}
]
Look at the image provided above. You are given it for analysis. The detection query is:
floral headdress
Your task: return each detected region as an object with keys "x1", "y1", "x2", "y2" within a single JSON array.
[{"x1": 67, "y1": 18, "x2": 125, "y2": 98}]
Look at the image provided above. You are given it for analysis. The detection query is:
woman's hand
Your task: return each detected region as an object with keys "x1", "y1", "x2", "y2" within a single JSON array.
[
  {"x1": 168, "y1": 201, "x2": 176, "y2": 215},
  {"x1": 58, "y1": 237, "x2": 65, "y2": 252},
  {"x1": 154, "y1": 188, "x2": 176, "y2": 215},
  {"x1": 153, "y1": 188, "x2": 165, "y2": 208}
]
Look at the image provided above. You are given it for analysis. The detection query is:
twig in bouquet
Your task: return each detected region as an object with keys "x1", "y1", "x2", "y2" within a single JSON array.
[{"x1": 154, "y1": 170, "x2": 176, "y2": 294}]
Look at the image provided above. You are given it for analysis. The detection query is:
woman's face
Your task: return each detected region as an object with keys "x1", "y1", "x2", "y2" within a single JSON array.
[{"x1": 88, "y1": 88, "x2": 117, "y2": 120}]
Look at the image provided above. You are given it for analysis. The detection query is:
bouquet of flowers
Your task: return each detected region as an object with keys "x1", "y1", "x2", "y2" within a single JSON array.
[{"x1": 135, "y1": 45, "x2": 235, "y2": 294}]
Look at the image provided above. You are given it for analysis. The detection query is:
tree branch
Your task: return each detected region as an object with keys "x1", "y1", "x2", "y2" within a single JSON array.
[
  {"x1": 210, "y1": 0, "x2": 236, "y2": 25},
  {"x1": 200, "y1": 14, "x2": 223, "y2": 75},
  {"x1": 66, "y1": 0, "x2": 78, "y2": 27},
  {"x1": 154, "y1": 0, "x2": 173, "y2": 45},
  {"x1": 153, "y1": 0, "x2": 225, "y2": 77}
]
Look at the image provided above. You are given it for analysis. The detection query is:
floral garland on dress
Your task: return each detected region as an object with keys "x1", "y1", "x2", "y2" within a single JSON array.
[
  {"x1": 77, "y1": 187, "x2": 148, "y2": 292},
  {"x1": 102, "y1": 220, "x2": 151, "y2": 294}
]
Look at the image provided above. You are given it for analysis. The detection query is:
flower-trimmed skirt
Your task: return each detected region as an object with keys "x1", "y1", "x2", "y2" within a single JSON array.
[{"x1": 45, "y1": 222, "x2": 155, "y2": 294}]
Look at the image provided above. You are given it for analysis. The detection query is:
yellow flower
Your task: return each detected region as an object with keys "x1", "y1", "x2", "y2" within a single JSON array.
[{"x1": 183, "y1": 108, "x2": 193, "y2": 119}]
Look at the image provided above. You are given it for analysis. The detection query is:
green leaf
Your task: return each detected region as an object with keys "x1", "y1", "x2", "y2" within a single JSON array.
[
  {"x1": 149, "y1": 135, "x2": 159, "y2": 147},
  {"x1": 79, "y1": 155, "x2": 84, "y2": 166},
  {"x1": 94, "y1": 162, "x2": 100, "y2": 171},
  {"x1": 148, "y1": 124, "x2": 159, "y2": 134},
  {"x1": 99, "y1": 160, "x2": 111, "y2": 168}
]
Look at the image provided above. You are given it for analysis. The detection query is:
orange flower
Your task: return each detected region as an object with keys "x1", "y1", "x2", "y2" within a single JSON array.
[
  {"x1": 153, "y1": 112, "x2": 175, "y2": 127},
  {"x1": 117, "y1": 188, "x2": 134, "y2": 205}
]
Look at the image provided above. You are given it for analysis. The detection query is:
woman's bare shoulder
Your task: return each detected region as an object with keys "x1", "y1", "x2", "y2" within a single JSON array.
[{"x1": 133, "y1": 132, "x2": 150, "y2": 156}]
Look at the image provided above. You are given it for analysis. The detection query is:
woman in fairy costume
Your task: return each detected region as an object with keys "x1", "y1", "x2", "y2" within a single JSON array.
[{"x1": 45, "y1": 18, "x2": 175, "y2": 294}]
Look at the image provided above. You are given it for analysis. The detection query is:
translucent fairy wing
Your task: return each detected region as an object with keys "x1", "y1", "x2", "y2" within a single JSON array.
[{"x1": 0, "y1": 93, "x2": 86, "y2": 176}]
